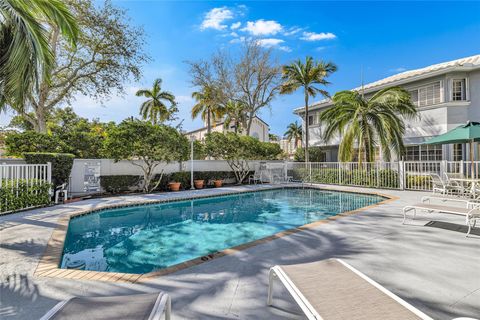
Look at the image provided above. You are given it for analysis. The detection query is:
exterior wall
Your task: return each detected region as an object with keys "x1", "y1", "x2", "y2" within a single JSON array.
[
  {"x1": 296, "y1": 68, "x2": 480, "y2": 161},
  {"x1": 187, "y1": 117, "x2": 270, "y2": 142}
]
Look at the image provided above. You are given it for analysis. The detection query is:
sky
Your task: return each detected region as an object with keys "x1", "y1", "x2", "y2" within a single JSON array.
[{"x1": 1, "y1": 1, "x2": 480, "y2": 136}]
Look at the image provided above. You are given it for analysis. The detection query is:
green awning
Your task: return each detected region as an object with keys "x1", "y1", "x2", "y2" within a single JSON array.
[{"x1": 423, "y1": 121, "x2": 480, "y2": 145}]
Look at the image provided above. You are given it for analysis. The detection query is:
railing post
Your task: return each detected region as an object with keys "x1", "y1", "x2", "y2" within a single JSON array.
[
  {"x1": 399, "y1": 161, "x2": 405, "y2": 190},
  {"x1": 284, "y1": 160, "x2": 288, "y2": 181},
  {"x1": 309, "y1": 162, "x2": 312, "y2": 184}
]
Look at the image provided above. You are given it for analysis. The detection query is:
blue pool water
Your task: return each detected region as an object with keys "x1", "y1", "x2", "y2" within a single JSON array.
[{"x1": 61, "y1": 188, "x2": 384, "y2": 274}]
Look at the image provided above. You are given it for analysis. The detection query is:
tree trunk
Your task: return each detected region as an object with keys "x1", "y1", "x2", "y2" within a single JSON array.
[
  {"x1": 207, "y1": 109, "x2": 211, "y2": 134},
  {"x1": 246, "y1": 112, "x2": 254, "y2": 136},
  {"x1": 304, "y1": 90, "x2": 309, "y2": 163}
]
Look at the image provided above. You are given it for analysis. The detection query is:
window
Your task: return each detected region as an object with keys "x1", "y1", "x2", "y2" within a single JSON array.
[
  {"x1": 421, "y1": 144, "x2": 443, "y2": 161},
  {"x1": 452, "y1": 79, "x2": 466, "y2": 101},
  {"x1": 409, "y1": 90, "x2": 419, "y2": 106},
  {"x1": 308, "y1": 115, "x2": 314, "y2": 126},
  {"x1": 416, "y1": 82, "x2": 442, "y2": 107},
  {"x1": 405, "y1": 146, "x2": 420, "y2": 161},
  {"x1": 404, "y1": 145, "x2": 442, "y2": 161},
  {"x1": 453, "y1": 143, "x2": 463, "y2": 161}
]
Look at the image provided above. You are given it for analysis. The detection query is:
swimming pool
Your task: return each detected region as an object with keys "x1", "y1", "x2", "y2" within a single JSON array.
[{"x1": 60, "y1": 188, "x2": 385, "y2": 274}]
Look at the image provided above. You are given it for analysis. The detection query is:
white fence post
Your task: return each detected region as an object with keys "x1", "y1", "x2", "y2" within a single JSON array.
[{"x1": 398, "y1": 161, "x2": 405, "y2": 190}]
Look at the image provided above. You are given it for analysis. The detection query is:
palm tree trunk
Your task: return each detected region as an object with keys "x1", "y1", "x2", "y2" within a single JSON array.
[
  {"x1": 304, "y1": 90, "x2": 309, "y2": 163},
  {"x1": 207, "y1": 109, "x2": 211, "y2": 134}
]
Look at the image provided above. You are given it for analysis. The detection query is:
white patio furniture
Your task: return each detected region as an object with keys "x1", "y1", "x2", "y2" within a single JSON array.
[
  {"x1": 403, "y1": 197, "x2": 480, "y2": 236},
  {"x1": 55, "y1": 183, "x2": 68, "y2": 204},
  {"x1": 430, "y1": 173, "x2": 463, "y2": 195},
  {"x1": 268, "y1": 258, "x2": 433, "y2": 320},
  {"x1": 449, "y1": 177, "x2": 480, "y2": 199},
  {"x1": 40, "y1": 292, "x2": 171, "y2": 320},
  {"x1": 248, "y1": 171, "x2": 263, "y2": 184}
]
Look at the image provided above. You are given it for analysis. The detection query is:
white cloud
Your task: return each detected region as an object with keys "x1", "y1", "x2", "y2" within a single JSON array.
[
  {"x1": 229, "y1": 36, "x2": 246, "y2": 44},
  {"x1": 300, "y1": 31, "x2": 336, "y2": 41},
  {"x1": 256, "y1": 38, "x2": 291, "y2": 52},
  {"x1": 200, "y1": 7, "x2": 234, "y2": 31},
  {"x1": 241, "y1": 19, "x2": 283, "y2": 36},
  {"x1": 284, "y1": 27, "x2": 302, "y2": 36},
  {"x1": 230, "y1": 32, "x2": 239, "y2": 37},
  {"x1": 230, "y1": 22, "x2": 241, "y2": 30}
]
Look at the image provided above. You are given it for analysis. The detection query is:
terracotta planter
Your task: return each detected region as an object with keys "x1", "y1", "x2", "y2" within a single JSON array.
[
  {"x1": 213, "y1": 180, "x2": 223, "y2": 188},
  {"x1": 194, "y1": 179, "x2": 205, "y2": 189},
  {"x1": 168, "y1": 182, "x2": 181, "y2": 192}
]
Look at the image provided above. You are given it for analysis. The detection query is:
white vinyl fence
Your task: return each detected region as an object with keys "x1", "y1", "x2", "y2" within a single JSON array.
[
  {"x1": 1, "y1": 162, "x2": 52, "y2": 212},
  {"x1": 287, "y1": 160, "x2": 480, "y2": 191}
]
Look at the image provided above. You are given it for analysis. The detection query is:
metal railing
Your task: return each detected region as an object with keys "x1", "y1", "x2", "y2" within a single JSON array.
[
  {"x1": 285, "y1": 160, "x2": 480, "y2": 191},
  {"x1": 1, "y1": 162, "x2": 52, "y2": 212}
]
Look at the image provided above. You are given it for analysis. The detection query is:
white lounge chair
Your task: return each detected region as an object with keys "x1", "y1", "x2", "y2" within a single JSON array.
[
  {"x1": 40, "y1": 292, "x2": 171, "y2": 320},
  {"x1": 403, "y1": 199, "x2": 479, "y2": 236},
  {"x1": 268, "y1": 258, "x2": 433, "y2": 320},
  {"x1": 430, "y1": 173, "x2": 463, "y2": 195}
]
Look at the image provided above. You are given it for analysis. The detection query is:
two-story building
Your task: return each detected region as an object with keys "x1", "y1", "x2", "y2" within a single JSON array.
[
  {"x1": 294, "y1": 55, "x2": 480, "y2": 162},
  {"x1": 185, "y1": 116, "x2": 270, "y2": 142}
]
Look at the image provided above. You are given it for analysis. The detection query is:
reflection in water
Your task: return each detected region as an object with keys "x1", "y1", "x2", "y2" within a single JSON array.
[{"x1": 61, "y1": 188, "x2": 384, "y2": 274}]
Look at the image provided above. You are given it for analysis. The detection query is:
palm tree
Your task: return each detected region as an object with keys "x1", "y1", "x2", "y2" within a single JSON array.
[
  {"x1": 223, "y1": 100, "x2": 247, "y2": 134},
  {"x1": 136, "y1": 78, "x2": 177, "y2": 125},
  {"x1": 0, "y1": 0, "x2": 78, "y2": 109},
  {"x1": 284, "y1": 121, "x2": 302, "y2": 149},
  {"x1": 280, "y1": 56, "x2": 337, "y2": 162},
  {"x1": 191, "y1": 85, "x2": 224, "y2": 134},
  {"x1": 320, "y1": 87, "x2": 417, "y2": 163}
]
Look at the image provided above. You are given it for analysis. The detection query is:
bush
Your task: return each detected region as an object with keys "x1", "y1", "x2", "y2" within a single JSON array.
[
  {"x1": 290, "y1": 167, "x2": 399, "y2": 189},
  {"x1": 0, "y1": 179, "x2": 52, "y2": 213},
  {"x1": 100, "y1": 175, "x2": 142, "y2": 194},
  {"x1": 294, "y1": 147, "x2": 326, "y2": 162},
  {"x1": 5, "y1": 131, "x2": 66, "y2": 156},
  {"x1": 406, "y1": 174, "x2": 431, "y2": 189},
  {"x1": 24, "y1": 152, "x2": 75, "y2": 187},
  {"x1": 99, "y1": 171, "x2": 242, "y2": 194}
]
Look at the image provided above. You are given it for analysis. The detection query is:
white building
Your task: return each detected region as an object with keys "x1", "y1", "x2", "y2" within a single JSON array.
[
  {"x1": 275, "y1": 138, "x2": 297, "y2": 159},
  {"x1": 186, "y1": 116, "x2": 270, "y2": 142},
  {"x1": 294, "y1": 55, "x2": 480, "y2": 162}
]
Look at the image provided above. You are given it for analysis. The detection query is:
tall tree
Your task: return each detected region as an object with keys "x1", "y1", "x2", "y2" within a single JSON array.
[
  {"x1": 0, "y1": 0, "x2": 78, "y2": 109},
  {"x1": 223, "y1": 100, "x2": 247, "y2": 134},
  {"x1": 191, "y1": 85, "x2": 224, "y2": 134},
  {"x1": 284, "y1": 121, "x2": 302, "y2": 149},
  {"x1": 320, "y1": 87, "x2": 417, "y2": 163},
  {"x1": 188, "y1": 39, "x2": 281, "y2": 135},
  {"x1": 6, "y1": 0, "x2": 148, "y2": 132},
  {"x1": 280, "y1": 56, "x2": 337, "y2": 162},
  {"x1": 136, "y1": 78, "x2": 177, "y2": 125}
]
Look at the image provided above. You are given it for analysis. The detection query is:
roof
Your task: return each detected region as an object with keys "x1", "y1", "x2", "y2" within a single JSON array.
[
  {"x1": 184, "y1": 115, "x2": 269, "y2": 135},
  {"x1": 294, "y1": 54, "x2": 480, "y2": 114}
]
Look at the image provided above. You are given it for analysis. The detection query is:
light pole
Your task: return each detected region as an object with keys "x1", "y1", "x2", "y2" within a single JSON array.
[{"x1": 190, "y1": 135, "x2": 195, "y2": 190}]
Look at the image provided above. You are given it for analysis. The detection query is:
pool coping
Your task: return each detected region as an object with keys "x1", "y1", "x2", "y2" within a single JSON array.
[{"x1": 33, "y1": 184, "x2": 399, "y2": 283}]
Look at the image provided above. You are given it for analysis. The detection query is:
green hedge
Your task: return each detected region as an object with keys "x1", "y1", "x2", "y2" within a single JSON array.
[
  {"x1": 0, "y1": 179, "x2": 52, "y2": 213},
  {"x1": 24, "y1": 152, "x2": 75, "y2": 186},
  {"x1": 291, "y1": 168, "x2": 400, "y2": 189},
  {"x1": 100, "y1": 171, "x2": 242, "y2": 194}
]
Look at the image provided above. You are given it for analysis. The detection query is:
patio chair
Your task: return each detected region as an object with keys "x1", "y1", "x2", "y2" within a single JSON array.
[
  {"x1": 443, "y1": 172, "x2": 466, "y2": 195},
  {"x1": 430, "y1": 173, "x2": 462, "y2": 195},
  {"x1": 268, "y1": 258, "x2": 433, "y2": 320},
  {"x1": 40, "y1": 292, "x2": 171, "y2": 320},
  {"x1": 248, "y1": 171, "x2": 263, "y2": 184},
  {"x1": 403, "y1": 199, "x2": 479, "y2": 236}
]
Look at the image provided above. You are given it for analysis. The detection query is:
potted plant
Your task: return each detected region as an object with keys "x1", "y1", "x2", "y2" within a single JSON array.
[
  {"x1": 213, "y1": 176, "x2": 223, "y2": 188},
  {"x1": 194, "y1": 179, "x2": 205, "y2": 189},
  {"x1": 168, "y1": 181, "x2": 181, "y2": 191}
]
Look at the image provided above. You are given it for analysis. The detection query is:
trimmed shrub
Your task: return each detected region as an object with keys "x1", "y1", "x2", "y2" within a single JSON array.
[
  {"x1": 0, "y1": 179, "x2": 52, "y2": 213},
  {"x1": 291, "y1": 167, "x2": 399, "y2": 189},
  {"x1": 24, "y1": 152, "x2": 75, "y2": 187},
  {"x1": 99, "y1": 171, "x2": 243, "y2": 194},
  {"x1": 100, "y1": 175, "x2": 142, "y2": 194}
]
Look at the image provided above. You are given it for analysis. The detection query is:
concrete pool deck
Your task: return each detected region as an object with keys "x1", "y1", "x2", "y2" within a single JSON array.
[{"x1": 1, "y1": 184, "x2": 479, "y2": 319}]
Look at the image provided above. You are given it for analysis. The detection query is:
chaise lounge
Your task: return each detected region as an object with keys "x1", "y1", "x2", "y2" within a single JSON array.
[
  {"x1": 268, "y1": 258, "x2": 433, "y2": 320},
  {"x1": 402, "y1": 196, "x2": 479, "y2": 236},
  {"x1": 40, "y1": 292, "x2": 171, "y2": 320}
]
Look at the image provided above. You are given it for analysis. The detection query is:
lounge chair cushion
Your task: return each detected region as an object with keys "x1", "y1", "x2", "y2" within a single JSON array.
[{"x1": 280, "y1": 259, "x2": 422, "y2": 320}]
